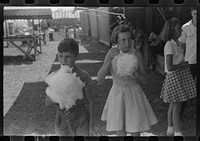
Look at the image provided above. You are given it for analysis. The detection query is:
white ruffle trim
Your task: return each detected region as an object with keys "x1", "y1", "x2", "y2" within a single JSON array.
[{"x1": 116, "y1": 51, "x2": 138, "y2": 77}]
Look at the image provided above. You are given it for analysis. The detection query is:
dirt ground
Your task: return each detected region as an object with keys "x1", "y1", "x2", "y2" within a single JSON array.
[{"x1": 3, "y1": 32, "x2": 196, "y2": 136}]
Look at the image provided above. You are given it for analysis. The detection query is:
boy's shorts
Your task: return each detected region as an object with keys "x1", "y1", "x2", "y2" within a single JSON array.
[{"x1": 55, "y1": 103, "x2": 89, "y2": 136}]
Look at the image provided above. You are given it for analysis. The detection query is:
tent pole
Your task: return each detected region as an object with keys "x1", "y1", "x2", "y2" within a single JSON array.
[{"x1": 32, "y1": 19, "x2": 35, "y2": 36}]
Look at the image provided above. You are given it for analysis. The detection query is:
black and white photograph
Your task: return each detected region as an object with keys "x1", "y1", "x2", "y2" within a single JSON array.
[{"x1": 3, "y1": 6, "x2": 197, "y2": 137}]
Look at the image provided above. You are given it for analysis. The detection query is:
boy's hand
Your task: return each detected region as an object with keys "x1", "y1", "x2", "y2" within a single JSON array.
[{"x1": 89, "y1": 127, "x2": 97, "y2": 136}]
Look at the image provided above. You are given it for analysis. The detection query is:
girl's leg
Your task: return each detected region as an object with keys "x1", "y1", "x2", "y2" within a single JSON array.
[
  {"x1": 172, "y1": 102, "x2": 182, "y2": 136},
  {"x1": 167, "y1": 103, "x2": 174, "y2": 135},
  {"x1": 168, "y1": 103, "x2": 173, "y2": 127}
]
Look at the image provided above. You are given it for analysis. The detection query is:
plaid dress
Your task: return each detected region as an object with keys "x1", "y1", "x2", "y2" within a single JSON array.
[{"x1": 160, "y1": 66, "x2": 196, "y2": 103}]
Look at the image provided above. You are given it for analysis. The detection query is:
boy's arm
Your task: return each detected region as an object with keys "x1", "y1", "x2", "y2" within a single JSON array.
[
  {"x1": 84, "y1": 82, "x2": 96, "y2": 135},
  {"x1": 45, "y1": 95, "x2": 55, "y2": 107}
]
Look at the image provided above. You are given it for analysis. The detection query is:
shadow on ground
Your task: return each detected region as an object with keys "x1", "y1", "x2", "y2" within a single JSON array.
[
  {"x1": 4, "y1": 82, "x2": 56, "y2": 135},
  {"x1": 4, "y1": 55, "x2": 34, "y2": 66}
]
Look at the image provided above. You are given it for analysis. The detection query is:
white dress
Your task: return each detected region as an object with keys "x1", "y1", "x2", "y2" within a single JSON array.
[
  {"x1": 45, "y1": 65, "x2": 85, "y2": 110},
  {"x1": 101, "y1": 49, "x2": 158, "y2": 133}
]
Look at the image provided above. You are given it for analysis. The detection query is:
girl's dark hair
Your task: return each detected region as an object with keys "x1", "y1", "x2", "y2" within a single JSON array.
[
  {"x1": 57, "y1": 38, "x2": 79, "y2": 56},
  {"x1": 111, "y1": 24, "x2": 133, "y2": 44},
  {"x1": 160, "y1": 18, "x2": 180, "y2": 42}
]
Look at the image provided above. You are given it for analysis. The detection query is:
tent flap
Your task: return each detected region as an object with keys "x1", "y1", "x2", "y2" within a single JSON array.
[{"x1": 4, "y1": 9, "x2": 52, "y2": 20}]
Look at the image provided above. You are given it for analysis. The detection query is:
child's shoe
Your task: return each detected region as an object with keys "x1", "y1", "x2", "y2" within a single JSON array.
[{"x1": 174, "y1": 132, "x2": 183, "y2": 136}]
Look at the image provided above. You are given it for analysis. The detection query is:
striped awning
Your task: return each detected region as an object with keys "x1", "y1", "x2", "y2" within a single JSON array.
[{"x1": 4, "y1": 8, "x2": 53, "y2": 20}]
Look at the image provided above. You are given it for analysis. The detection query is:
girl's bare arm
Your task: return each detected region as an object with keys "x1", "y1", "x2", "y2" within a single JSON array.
[
  {"x1": 97, "y1": 47, "x2": 119, "y2": 83},
  {"x1": 166, "y1": 54, "x2": 189, "y2": 72}
]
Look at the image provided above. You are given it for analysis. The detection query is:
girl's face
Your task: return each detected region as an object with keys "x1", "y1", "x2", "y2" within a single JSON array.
[
  {"x1": 58, "y1": 51, "x2": 76, "y2": 67},
  {"x1": 174, "y1": 23, "x2": 182, "y2": 39},
  {"x1": 117, "y1": 31, "x2": 132, "y2": 53}
]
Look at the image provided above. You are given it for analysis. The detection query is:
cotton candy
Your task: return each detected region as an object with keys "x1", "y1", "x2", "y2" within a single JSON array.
[{"x1": 45, "y1": 65, "x2": 85, "y2": 110}]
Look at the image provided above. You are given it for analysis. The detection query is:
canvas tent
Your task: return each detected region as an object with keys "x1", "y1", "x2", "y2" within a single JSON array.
[
  {"x1": 4, "y1": 8, "x2": 52, "y2": 20},
  {"x1": 3, "y1": 8, "x2": 53, "y2": 60}
]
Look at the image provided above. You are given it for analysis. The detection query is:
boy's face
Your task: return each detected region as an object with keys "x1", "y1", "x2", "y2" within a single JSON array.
[{"x1": 58, "y1": 51, "x2": 76, "y2": 68}]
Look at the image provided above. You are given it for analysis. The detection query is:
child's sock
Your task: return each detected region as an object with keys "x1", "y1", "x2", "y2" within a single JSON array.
[
  {"x1": 167, "y1": 126, "x2": 174, "y2": 133},
  {"x1": 174, "y1": 132, "x2": 183, "y2": 136}
]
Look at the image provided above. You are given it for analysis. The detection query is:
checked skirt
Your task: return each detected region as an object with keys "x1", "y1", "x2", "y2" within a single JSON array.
[{"x1": 160, "y1": 66, "x2": 196, "y2": 103}]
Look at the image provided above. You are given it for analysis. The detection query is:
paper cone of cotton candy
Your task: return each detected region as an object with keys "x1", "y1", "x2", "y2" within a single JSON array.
[
  {"x1": 116, "y1": 53, "x2": 138, "y2": 77},
  {"x1": 45, "y1": 65, "x2": 85, "y2": 110}
]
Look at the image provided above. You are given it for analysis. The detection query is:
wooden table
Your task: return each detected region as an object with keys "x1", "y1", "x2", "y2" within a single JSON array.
[{"x1": 4, "y1": 36, "x2": 42, "y2": 61}]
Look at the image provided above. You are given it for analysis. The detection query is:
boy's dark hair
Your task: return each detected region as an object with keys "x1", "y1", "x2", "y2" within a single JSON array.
[
  {"x1": 111, "y1": 24, "x2": 133, "y2": 44},
  {"x1": 57, "y1": 38, "x2": 79, "y2": 56},
  {"x1": 160, "y1": 18, "x2": 180, "y2": 42}
]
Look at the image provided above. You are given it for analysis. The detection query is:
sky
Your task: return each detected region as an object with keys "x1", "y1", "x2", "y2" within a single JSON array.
[{"x1": 4, "y1": 6, "x2": 75, "y2": 11}]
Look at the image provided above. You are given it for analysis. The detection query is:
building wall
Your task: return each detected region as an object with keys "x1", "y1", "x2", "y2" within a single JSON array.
[
  {"x1": 79, "y1": 7, "x2": 110, "y2": 46},
  {"x1": 79, "y1": 11, "x2": 89, "y2": 37},
  {"x1": 97, "y1": 7, "x2": 110, "y2": 46},
  {"x1": 89, "y1": 10, "x2": 98, "y2": 40}
]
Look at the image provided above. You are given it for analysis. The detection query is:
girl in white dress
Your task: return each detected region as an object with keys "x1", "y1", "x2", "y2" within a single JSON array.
[{"x1": 97, "y1": 24, "x2": 158, "y2": 136}]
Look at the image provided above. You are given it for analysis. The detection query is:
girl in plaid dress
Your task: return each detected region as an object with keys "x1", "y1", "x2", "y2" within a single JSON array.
[{"x1": 160, "y1": 18, "x2": 196, "y2": 136}]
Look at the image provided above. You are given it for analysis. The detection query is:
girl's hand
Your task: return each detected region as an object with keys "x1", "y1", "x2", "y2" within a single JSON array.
[
  {"x1": 181, "y1": 61, "x2": 189, "y2": 67},
  {"x1": 106, "y1": 47, "x2": 119, "y2": 61}
]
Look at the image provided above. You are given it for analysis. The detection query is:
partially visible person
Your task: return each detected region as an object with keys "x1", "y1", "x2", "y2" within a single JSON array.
[
  {"x1": 178, "y1": 7, "x2": 197, "y2": 80},
  {"x1": 178, "y1": 7, "x2": 197, "y2": 118},
  {"x1": 48, "y1": 27, "x2": 54, "y2": 41},
  {"x1": 160, "y1": 18, "x2": 196, "y2": 136},
  {"x1": 75, "y1": 24, "x2": 82, "y2": 45},
  {"x1": 67, "y1": 26, "x2": 75, "y2": 39},
  {"x1": 148, "y1": 30, "x2": 165, "y2": 70},
  {"x1": 65, "y1": 26, "x2": 69, "y2": 38}
]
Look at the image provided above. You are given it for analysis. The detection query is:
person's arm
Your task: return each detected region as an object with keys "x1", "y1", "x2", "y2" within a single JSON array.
[
  {"x1": 178, "y1": 29, "x2": 187, "y2": 56},
  {"x1": 166, "y1": 55, "x2": 189, "y2": 72},
  {"x1": 84, "y1": 82, "x2": 96, "y2": 136},
  {"x1": 135, "y1": 50, "x2": 149, "y2": 85},
  {"x1": 97, "y1": 47, "x2": 119, "y2": 83}
]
